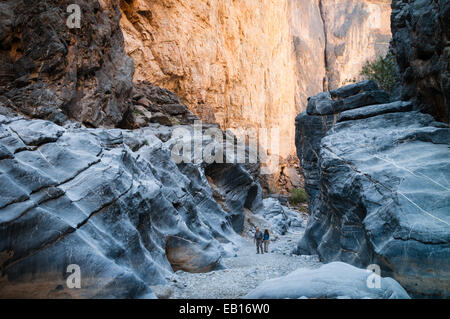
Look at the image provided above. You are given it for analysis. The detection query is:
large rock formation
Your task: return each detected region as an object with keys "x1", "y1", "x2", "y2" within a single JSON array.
[
  {"x1": 0, "y1": 113, "x2": 262, "y2": 298},
  {"x1": 119, "y1": 0, "x2": 299, "y2": 160},
  {"x1": 295, "y1": 81, "x2": 450, "y2": 298},
  {"x1": 0, "y1": 0, "x2": 393, "y2": 195},
  {"x1": 119, "y1": 0, "x2": 392, "y2": 160},
  {"x1": 0, "y1": 0, "x2": 134, "y2": 127},
  {"x1": 391, "y1": 0, "x2": 450, "y2": 123},
  {"x1": 246, "y1": 262, "x2": 411, "y2": 299}
]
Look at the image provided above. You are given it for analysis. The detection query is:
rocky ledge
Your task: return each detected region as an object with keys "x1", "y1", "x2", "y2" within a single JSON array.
[
  {"x1": 0, "y1": 115, "x2": 262, "y2": 298},
  {"x1": 295, "y1": 80, "x2": 450, "y2": 298}
]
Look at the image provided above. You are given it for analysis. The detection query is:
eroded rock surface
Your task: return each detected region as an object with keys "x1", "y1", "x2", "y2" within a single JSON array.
[
  {"x1": 120, "y1": 81, "x2": 198, "y2": 129},
  {"x1": 0, "y1": 115, "x2": 262, "y2": 298},
  {"x1": 0, "y1": 0, "x2": 134, "y2": 127},
  {"x1": 255, "y1": 198, "x2": 306, "y2": 236},
  {"x1": 295, "y1": 82, "x2": 450, "y2": 298},
  {"x1": 391, "y1": 0, "x2": 450, "y2": 123}
]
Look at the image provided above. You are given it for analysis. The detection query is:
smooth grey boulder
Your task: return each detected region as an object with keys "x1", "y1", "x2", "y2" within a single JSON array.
[
  {"x1": 295, "y1": 83, "x2": 450, "y2": 298},
  {"x1": 0, "y1": 116, "x2": 260, "y2": 298},
  {"x1": 245, "y1": 262, "x2": 411, "y2": 299}
]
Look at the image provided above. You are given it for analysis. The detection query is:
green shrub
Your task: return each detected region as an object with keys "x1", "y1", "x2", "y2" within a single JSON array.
[
  {"x1": 360, "y1": 53, "x2": 399, "y2": 93},
  {"x1": 288, "y1": 188, "x2": 307, "y2": 206}
]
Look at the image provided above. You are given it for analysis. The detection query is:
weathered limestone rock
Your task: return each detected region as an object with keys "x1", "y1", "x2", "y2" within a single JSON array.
[
  {"x1": 288, "y1": 0, "x2": 327, "y2": 116},
  {"x1": 0, "y1": 0, "x2": 134, "y2": 127},
  {"x1": 119, "y1": 81, "x2": 198, "y2": 129},
  {"x1": 295, "y1": 82, "x2": 450, "y2": 298},
  {"x1": 0, "y1": 115, "x2": 262, "y2": 298},
  {"x1": 391, "y1": 0, "x2": 450, "y2": 123},
  {"x1": 255, "y1": 198, "x2": 306, "y2": 235},
  {"x1": 306, "y1": 81, "x2": 391, "y2": 115},
  {"x1": 119, "y1": 0, "x2": 392, "y2": 160}
]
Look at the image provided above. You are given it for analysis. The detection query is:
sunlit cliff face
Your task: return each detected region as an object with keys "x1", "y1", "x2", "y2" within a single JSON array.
[
  {"x1": 321, "y1": 0, "x2": 392, "y2": 89},
  {"x1": 119, "y1": 0, "x2": 391, "y2": 160}
]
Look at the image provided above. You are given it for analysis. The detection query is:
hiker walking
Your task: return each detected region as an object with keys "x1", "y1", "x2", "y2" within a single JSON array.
[
  {"x1": 254, "y1": 227, "x2": 264, "y2": 254},
  {"x1": 263, "y1": 229, "x2": 270, "y2": 253}
]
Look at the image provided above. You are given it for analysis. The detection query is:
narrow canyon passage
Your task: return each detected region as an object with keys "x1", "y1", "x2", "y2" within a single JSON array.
[
  {"x1": 0, "y1": 0, "x2": 448, "y2": 301},
  {"x1": 166, "y1": 230, "x2": 322, "y2": 299}
]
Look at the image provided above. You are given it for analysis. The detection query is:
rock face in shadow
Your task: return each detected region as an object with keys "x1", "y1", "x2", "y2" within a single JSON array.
[
  {"x1": 245, "y1": 262, "x2": 410, "y2": 299},
  {"x1": 295, "y1": 81, "x2": 450, "y2": 298},
  {"x1": 0, "y1": 115, "x2": 261, "y2": 298},
  {"x1": 0, "y1": 0, "x2": 134, "y2": 127},
  {"x1": 391, "y1": 0, "x2": 450, "y2": 123}
]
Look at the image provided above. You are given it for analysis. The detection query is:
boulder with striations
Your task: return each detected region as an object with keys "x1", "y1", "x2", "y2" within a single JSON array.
[{"x1": 295, "y1": 81, "x2": 450, "y2": 298}]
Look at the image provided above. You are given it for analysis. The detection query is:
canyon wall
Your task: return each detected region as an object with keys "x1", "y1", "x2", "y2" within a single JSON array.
[
  {"x1": 119, "y1": 0, "x2": 391, "y2": 159},
  {"x1": 120, "y1": 0, "x2": 299, "y2": 159},
  {"x1": 320, "y1": 0, "x2": 392, "y2": 89},
  {"x1": 391, "y1": 0, "x2": 450, "y2": 124},
  {"x1": 0, "y1": 0, "x2": 134, "y2": 127}
]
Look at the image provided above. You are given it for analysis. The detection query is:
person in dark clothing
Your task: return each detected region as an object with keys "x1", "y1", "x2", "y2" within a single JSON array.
[
  {"x1": 254, "y1": 227, "x2": 264, "y2": 254},
  {"x1": 263, "y1": 229, "x2": 270, "y2": 253}
]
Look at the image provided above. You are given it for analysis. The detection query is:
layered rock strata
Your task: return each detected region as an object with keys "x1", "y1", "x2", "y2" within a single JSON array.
[
  {"x1": 119, "y1": 0, "x2": 392, "y2": 160},
  {"x1": 0, "y1": 114, "x2": 261, "y2": 298},
  {"x1": 0, "y1": 0, "x2": 134, "y2": 127}
]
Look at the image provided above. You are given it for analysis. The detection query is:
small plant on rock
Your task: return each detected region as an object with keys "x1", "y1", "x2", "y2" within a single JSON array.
[
  {"x1": 360, "y1": 52, "x2": 399, "y2": 93},
  {"x1": 288, "y1": 188, "x2": 307, "y2": 206}
]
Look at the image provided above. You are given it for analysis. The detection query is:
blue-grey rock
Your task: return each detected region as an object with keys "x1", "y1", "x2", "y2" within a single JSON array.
[
  {"x1": 306, "y1": 92, "x2": 343, "y2": 115},
  {"x1": 255, "y1": 198, "x2": 306, "y2": 235},
  {"x1": 245, "y1": 262, "x2": 411, "y2": 299},
  {"x1": 295, "y1": 83, "x2": 450, "y2": 298},
  {"x1": 307, "y1": 83, "x2": 390, "y2": 116},
  {"x1": 0, "y1": 116, "x2": 261, "y2": 298},
  {"x1": 338, "y1": 101, "x2": 413, "y2": 122},
  {"x1": 339, "y1": 90, "x2": 391, "y2": 112}
]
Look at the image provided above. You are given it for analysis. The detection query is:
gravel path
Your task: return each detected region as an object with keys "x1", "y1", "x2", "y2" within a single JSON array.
[{"x1": 166, "y1": 230, "x2": 322, "y2": 299}]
